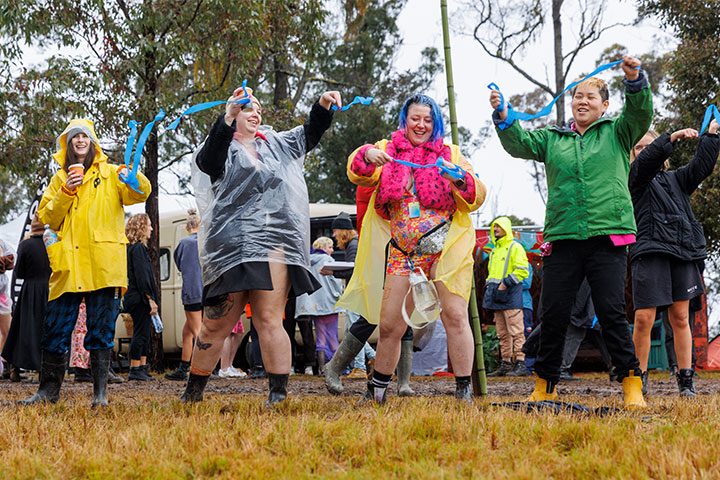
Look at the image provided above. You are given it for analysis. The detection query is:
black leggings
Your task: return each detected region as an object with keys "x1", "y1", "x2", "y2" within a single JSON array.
[
  {"x1": 349, "y1": 316, "x2": 414, "y2": 342},
  {"x1": 128, "y1": 303, "x2": 152, "y2": 361}
]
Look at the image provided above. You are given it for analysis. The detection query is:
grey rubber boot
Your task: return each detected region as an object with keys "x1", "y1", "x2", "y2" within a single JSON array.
[
  {"x1": 397, "y1": 339, "x2": 415, "y2": 397},
  {"x1": 180, "y1": 373, "x2": 210, "y2": 403},
  {"x1": 90, "y1": 349, "x2": 112, "y2": 408},
  {"x1": 324, "y1": 332, "x2": 365, "y2": 395},
  {"x1": 18, "y1": 351, "x2": 67, "y2": 405},
  {"x1": 317, "y1": 351, "x2": 326, "y2": 377}
]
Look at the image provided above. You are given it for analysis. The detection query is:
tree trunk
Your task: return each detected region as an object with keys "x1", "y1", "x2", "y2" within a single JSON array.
[
  {"x1": 273, "y1": 54, "x2": 289, "y2": 108},
  {"x1": 552, "y1": 0, "x2": 565, "y2": 126}
]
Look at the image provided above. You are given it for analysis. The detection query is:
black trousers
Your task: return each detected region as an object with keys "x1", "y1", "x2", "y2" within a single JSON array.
[
  {"x1": 290, "y1": 316, "x2": 317, "y2": 367},
  {"x1": 128, "y1": 303, "x2": 152, "y2": 361},
  {"x1": 349, "y1": 315, "x2": 414, "y2": 342},
  {"x1": 536, "y1": 237, "x2": 639, "y2": 383}
]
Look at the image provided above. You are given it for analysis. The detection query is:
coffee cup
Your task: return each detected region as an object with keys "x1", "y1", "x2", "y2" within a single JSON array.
[{"x1": 67, "y1": 163, "x2": 84, "y2": 191}]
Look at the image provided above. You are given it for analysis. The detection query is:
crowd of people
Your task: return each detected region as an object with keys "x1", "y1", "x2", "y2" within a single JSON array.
[{"x1": 0, "y1": 53, "x2": 718, "y2": 410}]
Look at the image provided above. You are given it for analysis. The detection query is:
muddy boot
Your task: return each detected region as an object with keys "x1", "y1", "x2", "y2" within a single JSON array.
[
  {"x1": 487, "y1": 360, "x2": 512, "y2": 377},
  {"x1": 397, "y1": 340, "x2": 415, "y2": 397},
  {"x1": 324, "y1": 332, "x2": 364, "y2": 395},
  {"x1": 455, "y1": 377, "x2": 473, "y2": 404},
  {"x1": 677, "y1": 368, "x2": 696, "y2": 398},
  {"x1": 18, "y1": 351, "x2": 66, "y2": 405},
  {"x1": 74, "y1": 367, "x2": 92, "y2": 383},
  {"x1": 108, "y1": 367, "x2": 124, "y2": 384},
  {"x1": 640, "y1": 370, "x2": 648, "y2": 395},
  {"x1": 127, "y1": 366, "x2": 148, "y2": 381},
  {"x1": 9, "y1": 364, "x2": 26, "y2": 383},
  {"x1": 140, "y1": 364, "x2": 155, "y2": 380},
  {"x1": 264, "y1": 373, "x2": 289, "y2": 408},
  {"x1": 90, "y1": 349, "x2": 111, "y2": 408},
  {"x1": 527, "y1": 373, "x2": 558, "y2": 401},
  {"x1": 506, "y1": 360, "x2": 530, "y2": 377},
  {"x1": 165, "y1": 361, "x2": 190, "y2": 381},
  {"x1": 358, "y1": 382, "x2": 387, "y2": 406},
  {"x1": 316, "y1": 351, "x2": 326, "y2": 377},
  {"x1": 180, "y1": 373, "x2": 210, "y2": 403},
  {"x1": 622, "y1": 370, "x2": 647, "y2": 410}
]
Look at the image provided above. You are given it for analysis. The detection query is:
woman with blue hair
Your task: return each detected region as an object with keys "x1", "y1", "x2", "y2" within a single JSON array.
[{"x1": 338, "y1": 94, "x2": 487, "y2": 403}]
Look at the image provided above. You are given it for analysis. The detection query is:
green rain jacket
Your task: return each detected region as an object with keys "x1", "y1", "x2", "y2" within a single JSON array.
[{"x1": 495, "y1": 74, "x2": 653, "y2": 243}]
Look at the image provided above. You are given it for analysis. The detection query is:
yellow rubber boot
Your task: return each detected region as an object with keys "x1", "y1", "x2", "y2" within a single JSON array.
[
  {"x1": 622, "y1": 371, "x2": 647, "y2": 410},
  {"x1": 527, "y1": 373, "x2": 558, "y2": 401}
]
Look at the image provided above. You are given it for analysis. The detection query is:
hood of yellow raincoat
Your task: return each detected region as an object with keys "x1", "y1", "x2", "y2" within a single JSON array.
[
  {"x1": 52, "y1": 118, "x2": 108, "y2": 168},
  {"x1": 490, "y1": 216, "x2": 513, "y2": 245}
]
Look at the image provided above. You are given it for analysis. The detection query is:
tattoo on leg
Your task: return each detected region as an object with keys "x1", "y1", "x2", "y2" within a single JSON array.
[
  {"x1": 196, "y1": 338, "x2": 212, "y2": 351},
  {"x1": 204, "y1": 295, "x2": 235, "y2": 320}
]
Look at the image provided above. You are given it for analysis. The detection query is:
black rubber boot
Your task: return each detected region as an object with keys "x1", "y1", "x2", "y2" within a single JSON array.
[
  {"x1": 108, "y1": 367, "x2": 124, "y2": 384},
  {"x1": 677, "y1": 368, "x2": 696, "y2": 398},
  {"x1": 265, "y1": 373, "x2": 289, "y2": 408},
  {"x1": 397, "y1": 340, "x2": 415, "y2": 396},
  {"x1": 18, "y1": 351, "x2": 67, "y2": 405},
  {"x1": 455, "y1": 377, "x2": 473, "y2": 404},
  {"x1": 324, "y1": 332, "x2": 365, "y2": 395},
  {"x1": 165, "y1": 361, "x2": 190, "y2": 381},
  {"x1": 180, "y1": 373, "x2": 210, "y2": 403},
  {"x1": 90, "y1": 349, "x2": 112, "y2": 408},
  {"x1": 487, "y1": 360, "x2": 512, "y2": 377},
  {"x1": 558, "y1": 368, "x2": 580, "y2": 382},
  {"x1": 9, "y1": 364, "x2": 26, "y2": 383},
  {"x1": 127, "y1": 366, "x2": 148, "y2": 381},
  {"x1": 506, "y1": 360, "x2": 530, "y2": 377},
  {"x1": 74, "y1": 367, "x2": 92, "y2": 383},
  {"x1": 316, "y1": 351, "x2": 326, "y2": 377},
  {"x1": 140, "y1": 364, "x2": 155, "y2": 380}
]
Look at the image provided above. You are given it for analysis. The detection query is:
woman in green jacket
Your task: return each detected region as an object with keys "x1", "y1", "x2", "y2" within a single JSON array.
[{"x1": 489, "y1": 55, "x2": 652, "y2": 409}]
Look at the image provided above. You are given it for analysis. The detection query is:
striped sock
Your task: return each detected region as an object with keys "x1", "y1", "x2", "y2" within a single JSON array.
[{"x1": 371, "y1": 371, "x2": 392, "y2": 402}]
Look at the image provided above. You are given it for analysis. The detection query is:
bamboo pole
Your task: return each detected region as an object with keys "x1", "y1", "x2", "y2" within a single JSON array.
[{"x1": 441, "y1": 0, "x2": 487, "y2": 396}]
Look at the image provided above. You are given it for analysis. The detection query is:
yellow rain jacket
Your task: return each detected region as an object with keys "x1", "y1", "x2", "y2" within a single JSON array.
[
  {"x1": 337, "y1": 139, "x2": 486, "y2": 324},
  {"x1": 39, "y1": 119, "x2": 151, "y2": 301},
  {"x1": 482, "y1": 216, "x2": 530, "y2": 310}
]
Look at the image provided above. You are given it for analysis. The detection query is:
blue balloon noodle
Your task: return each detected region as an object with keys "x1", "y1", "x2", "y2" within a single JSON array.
[
  {"x1": 119, "y1": 109, "x2": 165, "y2": 194},
  {"x1": 332, "y1": 96, "x2": 374, "y2": 112},
  {"x1": 391, "y1": 156, "x2": 466, "y2": 180},
  {"x1": 166, "y1": 99, "x2": 250, "y2": 130},
  {"x1": 699, "y1": 104, "x2": 720, "y2": 135},
  {"x1": 122, "y1": 120, "x2": 138, "y2": 173},
  {"x1": 488, "y1": 59, "x2": 640, "y2": 123}
]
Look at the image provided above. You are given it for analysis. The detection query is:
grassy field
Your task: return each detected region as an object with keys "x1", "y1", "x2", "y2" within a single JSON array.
[{"x1": 1, "y1": 373, "x2": 720, "y2": 479}]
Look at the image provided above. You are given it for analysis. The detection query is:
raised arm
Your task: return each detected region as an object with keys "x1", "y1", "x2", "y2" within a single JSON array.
[
  {"x1": 628, "y1": 132, "x2": 676, "y2": 196},
  {"x1": 675, "y1": 120, "x2": 720, "y2": 194},
  {"x1": 614, "y1": 56, "x2": 654, "y2": 152}
]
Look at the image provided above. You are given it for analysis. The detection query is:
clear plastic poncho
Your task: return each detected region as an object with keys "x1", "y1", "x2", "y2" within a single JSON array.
[{"x1": 191, "y1": 125, "x2": 311, "y2": 287}]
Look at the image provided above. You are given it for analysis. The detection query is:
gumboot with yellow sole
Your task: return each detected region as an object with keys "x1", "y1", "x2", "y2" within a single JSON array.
[
  {"x1": 622, "y1": 371, "x2": 647, "y2": 409},
  {"x1": 526, "y1": 373, "x2": 559, "y2": 401}
]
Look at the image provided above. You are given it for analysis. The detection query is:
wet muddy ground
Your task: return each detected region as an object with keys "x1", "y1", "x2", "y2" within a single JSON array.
[{"x1": 1, "y1": 370, "x2": 718, "y2": 405}]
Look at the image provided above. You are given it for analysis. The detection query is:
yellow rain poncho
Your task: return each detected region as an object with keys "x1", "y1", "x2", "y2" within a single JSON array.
[
  {"x1": 337, "y1": 140, "x2": 486, "y2": 324},
  {"x1": 39, "y1": 119, "x2": 151, "y2": 301}
]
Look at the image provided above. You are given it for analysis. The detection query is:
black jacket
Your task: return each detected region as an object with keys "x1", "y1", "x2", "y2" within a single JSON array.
[
  {"x1": 628, "y1": 131, "x2": 720, "y2": 262},
  {"x1": 332, "y1": 237, "x2": 358, "y2": 280},
  {"x1": 124, "y1": 242, "x2": 159, "y2": 309}
]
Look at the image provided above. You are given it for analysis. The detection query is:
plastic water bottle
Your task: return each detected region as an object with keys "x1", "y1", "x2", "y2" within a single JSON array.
[
  {"x1": 408, "y1": 268, "x2": 441, "y2": 320},
  {"x1": 43, "y1": 226, "x2": 58, "y2": 248},
  {"x1": 151, "y1": 313, "x2": 164, "y2": 333}
]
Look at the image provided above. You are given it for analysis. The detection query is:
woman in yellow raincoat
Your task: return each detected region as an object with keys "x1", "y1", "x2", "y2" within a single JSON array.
[
  {"x1": 20, "y1": 119, "x2": 150, "y2": 408},
  {"x1": 338, "y1": 94, "x2": 486, "y2": 403}
]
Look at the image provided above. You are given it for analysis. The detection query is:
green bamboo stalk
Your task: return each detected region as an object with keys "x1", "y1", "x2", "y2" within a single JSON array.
[{"x1": 441, "y1": 0, "x2": 487, "y2": 396}]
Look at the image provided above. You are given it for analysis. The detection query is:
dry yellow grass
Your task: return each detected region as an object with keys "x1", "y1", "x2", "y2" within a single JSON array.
[{"x1": 1, "y1": 374, "x2": 720, "y2": 479}]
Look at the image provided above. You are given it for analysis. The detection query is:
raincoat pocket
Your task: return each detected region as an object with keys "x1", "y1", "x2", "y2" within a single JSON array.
[{"x1": 46, "y1": 241, "x2": 69, "y2": 273}]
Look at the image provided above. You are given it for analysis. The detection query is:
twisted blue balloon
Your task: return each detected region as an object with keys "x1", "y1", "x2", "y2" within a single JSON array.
[
  {"x1": 488, "y1": 59, "x2": 640, "y2": 129},
  {"x1": 332, "y1": 96, "x2": 373, "y2": 112},
  {"x1": 699, "y1": 104, "x2": 720, "y2": 135},
  {"x1": 392, "y1": 156, "x2": 466, "y2": 180},
  {"x1": 166, "y1": 78, "x2": 253, "y2": 130},
  {"x1": 119, "y1": 109, "x2": 166, "y2": 193}
]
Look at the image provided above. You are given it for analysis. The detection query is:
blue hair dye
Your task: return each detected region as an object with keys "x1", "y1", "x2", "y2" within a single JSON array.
[{"x1": 398, "y1": 94, "x2": 445, "y2": 142}]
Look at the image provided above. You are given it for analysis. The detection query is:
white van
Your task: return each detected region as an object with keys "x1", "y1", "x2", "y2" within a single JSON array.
[{"x1": 114, "y1": 203, "x2": 369, "y2": 368}]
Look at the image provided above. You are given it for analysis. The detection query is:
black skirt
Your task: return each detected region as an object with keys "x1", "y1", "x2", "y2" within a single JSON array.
[{"x1": 203, "y1": 261, "x2": 320, "y2": 304}]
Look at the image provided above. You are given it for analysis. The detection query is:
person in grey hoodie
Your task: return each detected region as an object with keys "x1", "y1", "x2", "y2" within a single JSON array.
[{"x1": 295, "y1": 237, "x2": 344, "y2": 375}]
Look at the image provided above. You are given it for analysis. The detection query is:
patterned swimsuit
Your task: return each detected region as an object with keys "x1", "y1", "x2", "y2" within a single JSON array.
[{"x1": 387, "y1": 187, "x2": 453, "y2": 277}]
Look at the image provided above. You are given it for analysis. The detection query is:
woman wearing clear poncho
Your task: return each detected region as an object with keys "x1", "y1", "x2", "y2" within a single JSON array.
[
  {"x1": 338, "y1": 94, "x2": 486, "y2": 404},
  {"x1": 185, "y1": 85, "x2": 341, "y2": 407}
]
